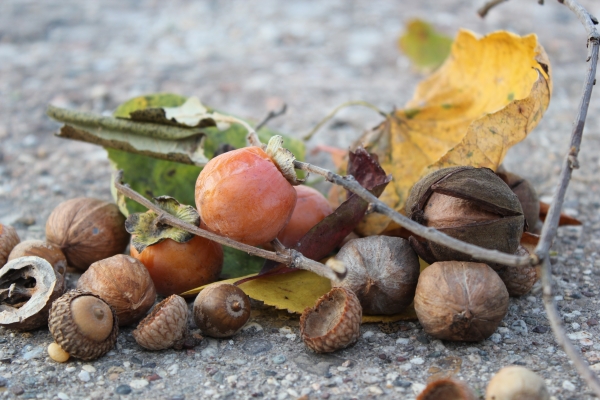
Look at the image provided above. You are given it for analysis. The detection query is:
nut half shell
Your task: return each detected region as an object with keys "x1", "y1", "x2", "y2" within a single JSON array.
[{"x1": 300, "y1": 287, "x2": 362, "y2": 353}]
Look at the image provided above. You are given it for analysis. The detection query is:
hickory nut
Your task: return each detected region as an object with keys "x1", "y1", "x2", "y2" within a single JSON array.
[
  {"x1": 417, "y1": 378, "x2": 477, "y2": 400},
  {"x1": 193, "y1": 283, "x2": 251, "y2": 338},
  {"x1": 492, "y1": 245, "x2": 539, "y2": 297},
  {"x1": 332, "y1": 236, "x2": 420, "y2": 315},
  {"x1": 414, "y1": 261, "x2": 509, "y2": 341},
  {"x1": 0, "y1": 223, "x2": 20, "y2": 267},
  {"x1": 48, "y1": 290, "x2": 118, "y2": 360},
  {"x1": 406, "y1": 166, "x2": 524, "y2": 265},
  {"x1": 77, "y1": 254, "x2": 156, "y2": 326},
  {"x1": 300, "y1": 286, "x2": 362, "y2": 353},
  {"x1": 486, "y1": 365, "x2": 549, "y2": 400},
  {"x1": 45, "y1": 197, "x2": 130, "y2": 271},
  {"x1": 133, "y1": 295, "x2": 189, "y2": 351},
  {"x1": 497, "y1": 168, "x2": 540, "y2": 232}
]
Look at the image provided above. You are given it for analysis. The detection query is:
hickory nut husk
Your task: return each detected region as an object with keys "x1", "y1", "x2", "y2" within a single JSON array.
[
  {"x1": 0, "y1": 223, "x2": 20, "y2": 268},
  {"x1": 133, "y1": 295, "x2": 189, "y2": 350},
  {"x1": 492, "y1": 245, "x2": 539, "y2": 297},
  {"x1": 414, "y1": 261, "x2": 509, "y2": 341},
  {"x1": 497, "y1": 168, "x2": 541, "y2": 233},
  {"x1": 77, "y1": 254, "x2": 156, "y2": 326},
  {"x1": 45, "y1": 197, "x2": 130, "y2": 271},
  {"x1": 300, "y1": 287, "x2": 362, "y2": 353},
  {"x1": 406, "y1": 166, "x2": 525, "y2": 265},
  {"x1": 332, "y1": 236, "x2": 420, "y2": 315}
]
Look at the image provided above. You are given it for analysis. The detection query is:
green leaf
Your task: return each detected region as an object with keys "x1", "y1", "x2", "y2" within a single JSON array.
[{"x1": 398, "y1": 19, "x2": 453, "y2": 72}]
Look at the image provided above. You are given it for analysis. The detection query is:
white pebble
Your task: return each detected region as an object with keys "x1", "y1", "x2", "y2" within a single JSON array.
[
  {"x1": 562, "y1": 380, "x2": 576, "y2": 391},
  {"x1": 82, "y1": 365, "x2": 96, "y2": 373},
  {"x1": 410, "y1": 357, "x2": 424, "y2": 365},
  {"x1": 56, "y1": 393, "x2": 69, "y2": 400},
  {"x1": 396, "y1": 338, "x2": 410, "y2": 345},
  {"x1": 572, "y1": 322, "x2": 581, "y2": 330},
  {"x1": 167, "y1": 364, "x2": 179, "y2": 375},
  {"x1": 363, "y1": 331, "x2": 374, "y2": 339},
  {"x1": 78, "y1": 370, "x2": 91, "y2": 382},
  {"x1": 65, "y1": 366, "x2": 77, "y2": 373},
  {"x1": 130, "y1": 379, "x2": 149, "y2": 389},
  {"x1": 368, "y1": 386, "x2": 383, "y2": 395},
  {"x1": 279, "y1": 326, "x2": 293, "y2": 335}
]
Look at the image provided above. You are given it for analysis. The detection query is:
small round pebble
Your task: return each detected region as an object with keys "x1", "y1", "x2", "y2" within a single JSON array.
[
  {"x1": 115, "y1": 385, "x2": 132, "y2": 395},
  {"x1": 272, "y1": 355, "x2": 286, "y2": 364}
]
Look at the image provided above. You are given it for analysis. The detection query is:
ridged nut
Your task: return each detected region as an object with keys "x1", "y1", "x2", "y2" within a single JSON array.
[
  {"x1": 133, "y1": 295, "x2": 189, "y2": 351},
  {"x1": 0, "y1": 224, "x2": 20, "y2": 267},
  {"x1": 300, "y1": 287, "x2": 362, "y2": 353}
]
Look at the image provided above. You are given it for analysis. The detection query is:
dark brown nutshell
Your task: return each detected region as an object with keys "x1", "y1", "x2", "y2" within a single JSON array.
[
  {"x1": 48, "y1": 290, "x2": 118, "y2": 360},
  {"x1": 133, "y1": 295, "x2": 189, "y2": 350},
  {"x1": 0, "y1": 256, "x2": 65, "y2": 330},
  {"x1": 332, "y1": 236, "x2": 420, "y2": 315},
  {"x1": 193, "y1": 283, "x2": 251, "y2": 338},
  {"x1": 417, "y1": 378, "x2": 477, "y2": 400},
  {"x1": 0, "y1": 223, "x2": 20, "y2": 267},
  {"x1": 8, "y1": 240, "x2": 67, "y2": 292},
  {"x1": 414, "y1": 261, "x2": 509, "y2": 341},
  {"x1": 497, "y1": 169, "x2": 540, "y2": 233},
  {"x1": 77, "y1": 254, "x2": 156, "y2": 326},
  {"x1": 406, "y1": 166, "x2": 524, "y2": 265},
  {"x1": 491, "y1": 245, "x2": 539, "y2": 297},
  {"x1": 45, "y1": 197, "x2": 130, "y2": 271},
  {"x1": 300, "y1": 287, "x2": 362, "y2": 353}
]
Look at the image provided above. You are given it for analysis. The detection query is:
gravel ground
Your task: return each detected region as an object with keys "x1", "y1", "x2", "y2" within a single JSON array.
[{"x1": 1, "y1": 1, "x2": 600, "y2": 399}]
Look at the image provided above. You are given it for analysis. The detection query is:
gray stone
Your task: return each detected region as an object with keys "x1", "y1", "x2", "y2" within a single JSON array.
[{"x1": 242, "y1": 339, "x2": 272, "y2": 355}]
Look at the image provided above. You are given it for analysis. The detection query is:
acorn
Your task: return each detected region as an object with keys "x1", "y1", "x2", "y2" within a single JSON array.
[
  {"x1": 300, "y1": 287, "x2": 362, "y2": 353},
  {"x1": 332, "y1": 236, "x2": 420, "y2": 315},
  {"x1": 193, "y1": 283, "x2": 251, "y2": 338},
  {"x1": 0, "y1": 256, "x2": 65, "y2": 331},
  {"x1": 8, "y1": 240, "x2": 67, "y2": 291},
  {"x1": 0, "y1": 223, "x2": 20, "y2": 267},
  {"x1": 414, "y1": 261, "x2": 509, "y2": 341},
  {"x1": 486, "y1": 366, "x2": 549, "y2": 400},
  {"x1": 45, "y1": 197, "x2": 130, "y2": 271},
  {"x1": 48, "y1": 290, "x2": 118, "y2": 360},
  {"x1": 496, "y1": 168, "x2": 540, "y2": 232},
  {"x1": 406, "y1": 166, "x2": 524, "y2": 265},
  {"x1": 417, "y1": 378, "x2": 477, "y2": 400},
  {"x1": 77, "y1": 254, "x2": 156, "y2": 326},
  {"x1": 133, "y1": 295, "x2": 189, "y2": 350}
]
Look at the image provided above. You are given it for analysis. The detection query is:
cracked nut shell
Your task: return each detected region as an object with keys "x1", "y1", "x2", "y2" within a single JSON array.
[
  {"x1": 133, "y1": 295, "x2": 189, "y2": 350},
  {"x1": 77, "y1": 254, "x2": 156, "y2": 326},
  {"x1": 193, "y1": 283, "x2": 251, "y2": 338},
  {"x1": 414, "y1": 261, "x2": 509, "y2": 342},
  {"x1": 8, "y1": 240, "x2": 67, "y2": 290},
  {"x1": 0, "y1": 223, "x2": 20, "y2": 267},
  {"x1": 45, "y1": 197, "x2": 130, "y2": 271},
  {"x1": 300, "y1": 286, "x2": 362, "y2": 353},
  {"x1": 332, "y1": 236, "x2": 420, "y2": 315},
  {"x1": 406, "y1": 166, "x2": 524, "y2": 265},
  {"x1": 48, "y1": 290, "x2": 118, "y2": 360}
]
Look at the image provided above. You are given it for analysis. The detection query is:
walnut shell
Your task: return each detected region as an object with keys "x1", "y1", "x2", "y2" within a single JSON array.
[
  {"x1": 300, "y1": 287, "x2": 362, "y2": 353},
  {"x1": 491, "y1": 245, "x2": 538, "y2": 297},
  {"x1": 0, "y1": 256, "x2": 65, "y2": 330},
  {"x1": 417, "y1": 378, "x2": 477, "y2": 400},
  {"x1": 45, "y1": 197, "x2": 130, "y2": 271},
  {"x1": 8, "y1": 240, "x2": 67, "y2": 293},
  {"x1": 0, "y1": 224, "x2": 20, "y2": 267},
  {"x1": 414, "y1": 261, "x2": 509, "y2": 341},
  {"x1": 406, "y1": 167, "x2": 524, "y2": 265},
  {"x1": 48, "y1": 290, "x2": 118, "y2": 360},
  {"x1": 133, "y1": 295, "x2": 189, "y2": 350},
  {"x1": 193, "y1": 283, "x2": 251, "y2": 338},
  {"x1": 77, "y1": 254, "x2": 156, "y2": 326},
  {"x1": 332, "y1": 236, "x2": 420, "y2": 315}
]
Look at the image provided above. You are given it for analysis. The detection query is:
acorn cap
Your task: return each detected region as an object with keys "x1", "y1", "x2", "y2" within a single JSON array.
[
  {"x1": 133, "y1": 295, "x2": 189, "y2": 350},
  {"x1": 0, "y1": 256, "x2": 63, "y2": 331},
  {"x1": 0, "y1": 223, "x2": 20, "y2": 267},
  {"x1": 48, "y1": 290, "x2": 118, "y2": 360},
  {"x1": 300, "y1": 287, "x2": 362, "y2": 353}
]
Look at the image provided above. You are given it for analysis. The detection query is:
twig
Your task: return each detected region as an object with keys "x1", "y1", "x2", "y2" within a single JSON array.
[
  {"x1": 113, "y1": 170, "x2": 345, "y2": 282},
  {"x1": 256, "y1": 104, "x2": 287, "y2": 131},
  {"x1": 303, "y1": 100, "x2": 387, "y2": 141},
  {"x1": 477, "y1": 0, "x2": 509, "y2": 18}
]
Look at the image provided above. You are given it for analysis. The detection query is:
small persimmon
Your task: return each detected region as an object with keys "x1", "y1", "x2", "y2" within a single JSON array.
[
  {"x1": 277, "y1": 185, "x2": 334, "y2": 247},
  {"x1": 130, "y1": 235, "x2": 223, "y2": 297},
  {"x1": 195, "y1": 146, "x2": 297, "y2": 246}
]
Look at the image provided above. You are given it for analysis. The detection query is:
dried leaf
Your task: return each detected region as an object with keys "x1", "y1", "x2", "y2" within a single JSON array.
[
  {"x1": 398, "y1": 19, "x2": 453, "y2": 72},
  {"x1": 358, "y1": 30, "x2": 552, "y2": 235},
  {"x1": 539, "y1": 201, "x2": 582, "y2": 226}
]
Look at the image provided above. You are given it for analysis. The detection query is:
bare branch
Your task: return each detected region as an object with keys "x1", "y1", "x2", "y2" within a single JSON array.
[
  {"x1": 113, "y1": 170, "x2": 345, "y2": 282},
  {"x1": 255, "y1": 103, "x2": 287, "y2": 131},
  {"x1": 478, "y1": 0, "x2": 509, "y2": 18}
]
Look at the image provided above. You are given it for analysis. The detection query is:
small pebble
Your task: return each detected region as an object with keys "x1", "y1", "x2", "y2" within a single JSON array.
[
  {"x1": 368, "y1": 386, "x2": 383, "y2": 395},
  {"x1": 272, "y1": 355, "x2": 286, "y2": 364},
  {"x1": 410, "y1": 357, "x2": 424, "y2": 365},
  {"x1": 562, "y1": 380, "x2": 576, "y2": 391},
  {"x1": 416, "y1": 334, "x2": 430, "y2": 344},
  {"x1": 213, "y1": 371, "x2": 225, "y2": 384},
  {"x1": 129, "y1": 379, "x2": 149, "y2": 389},
  {"x1": 393, "y1": 379, "x2": 412, "y2": 388},
  {"x1": 490, "y1": 333, "x2": 502, "y2": 343},
  {"x1": 0, "y1": 377, "x2": 6, "y2": 387},
  {"x1": 115, "y1": 385, "x2": 132, "y2": 395},
  {"x1": 511, "y1": 320, "x2": 528, "y2": 335},
  {"x1": 427, "y1": 351, "x2": 442, "y2": 358},
  {"x1": 56, "y1": 393, "x2": 69, "y2": 400},
  {"x1": 362, "y1": 331, "x2": 374, "y2": 339},
  {"x1": 170, "y1": 395, "x2": 185, "y2": 400},
  {"x1": 533, "y1": 326, "x2": 549, "y2": 334},
  {"x1": 264, "y1": 370, "x2": 277, "y2": 376},
  {"x1": 82, "y1": 365, "x2": 96, "y2": 373},
  {"x1": 10, "y1": 386, "x2": 24, "y2": 395},
  {"x1": 588, "y1": 319, "x2": 599, "y2": 326},
  {"x1": 396, "y1": 338, "x2": 410, "y2": 345},
  {"x1": 77, "y1": 370, "x2": 91, "y2": 382},
  {"x1": 131, "y1": 356, "x2": 143, "y2": 365}
]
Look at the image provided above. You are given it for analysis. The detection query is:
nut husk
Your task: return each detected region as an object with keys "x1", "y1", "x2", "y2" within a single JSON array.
[
  {"x1": 0, "y1": 224, "x2": 20, "y2": 267},
  {"x1": 193, "y1": 283, "x2": 251, "y2": 338},
  {"x1": 133, "y1": 295, "x2": 189, "y2": 350},
  {"x1": 8, "y1": 240, "x2": 67, "y2": 291},
  {"x1": 406, "y1": 166, "x2": 524, "y2": 265},
  {"x1": 492, "y1": 245, "x2": 539, "y2": 297},
  {"x1": 45, "y1": 197, "x2": 130, "y2": 271},
  {"x1": 77, "y1": 254, "x2": 156, "y2": 326},
  {"x1": 497, "y1": 169, "x2": 540, "y2": 233},
  {"x1": 485, "y1": 366, "x2": 549, "y2": 400},
  {"x1": 300, "y1": 287, "x2": 362, "y2": 353},
  {"x1": 332, "y1": 236, "x2": 420, "y2": 315},
  {"x1": 417, "y1": 378, "x2": 477, "y2": 400},
  {"x1": 414, "y1": 261, "x2": 509, "y2": 341},
  {"x1": 0, "y1": 256, "x2": 65, "y2": 330},
  {"x1": 48, "y1": 290, "x2": 118, "y2": 360}
]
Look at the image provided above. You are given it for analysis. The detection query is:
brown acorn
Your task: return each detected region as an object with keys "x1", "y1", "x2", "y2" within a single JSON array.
[
  {"x1": 414, "y1": 261, "x2": 509, "y2": 341},
  {"x1": 48, "y1": 290, "x2": 118, "y2": 360},
  {"x1": 77, "y1": 254, "x2": 156, "y2": 326},
  {"x1": 300, "y1": 287, "x2": 362, "y2": 353},
  {"x1": 0, "y1": 223, "x2": 20, "y2": 267},
  {"x1": 133, "y1": 295, "x2": 189, "y2": 350},
  {"x1": 45, "y1": 197, "x2": 130, "y2": 271},
  {"x1": 406, "y1": 166, "x2": 525, "y2": 265},
  {"x1": 332, "y1": 236, "x2": 420, "y2": 315},
  {"x1": 193, "y1": 283, "x2": 251, "y2": 338}
]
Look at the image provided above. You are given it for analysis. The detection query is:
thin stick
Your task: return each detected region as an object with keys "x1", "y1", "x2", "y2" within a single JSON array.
[
  {"x1": 256, "y1": 104, "x2": 287, "y2": 131},
  {"x1": 477, "y1": 0, "x2": 508, "y2": 18},
  {"x1": 113, "y1": 171, "x2": 345, "y2": 282}
]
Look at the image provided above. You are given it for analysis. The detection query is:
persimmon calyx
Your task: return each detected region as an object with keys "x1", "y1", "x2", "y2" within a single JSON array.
[{"x1": 265, "y1": 135, "x2": 303, "y2": 185}]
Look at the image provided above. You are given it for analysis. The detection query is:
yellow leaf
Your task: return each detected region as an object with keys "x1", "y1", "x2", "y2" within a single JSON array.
[
  {"x1": 358, "y1": 29, "x2": 552, "y2": 235},
  {"x1": 398, "y1": 19, "x2": 453, "y2": 73}
]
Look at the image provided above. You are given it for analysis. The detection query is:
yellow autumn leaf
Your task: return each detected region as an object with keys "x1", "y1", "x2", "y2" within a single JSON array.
[{"x1": 357, "y1": 29, "x2": 552, "y2": 236}]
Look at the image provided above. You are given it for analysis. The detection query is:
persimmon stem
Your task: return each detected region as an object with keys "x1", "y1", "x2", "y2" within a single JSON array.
[{"x1": 113, "y1": 171, "x2": 345, "y2": 282}]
